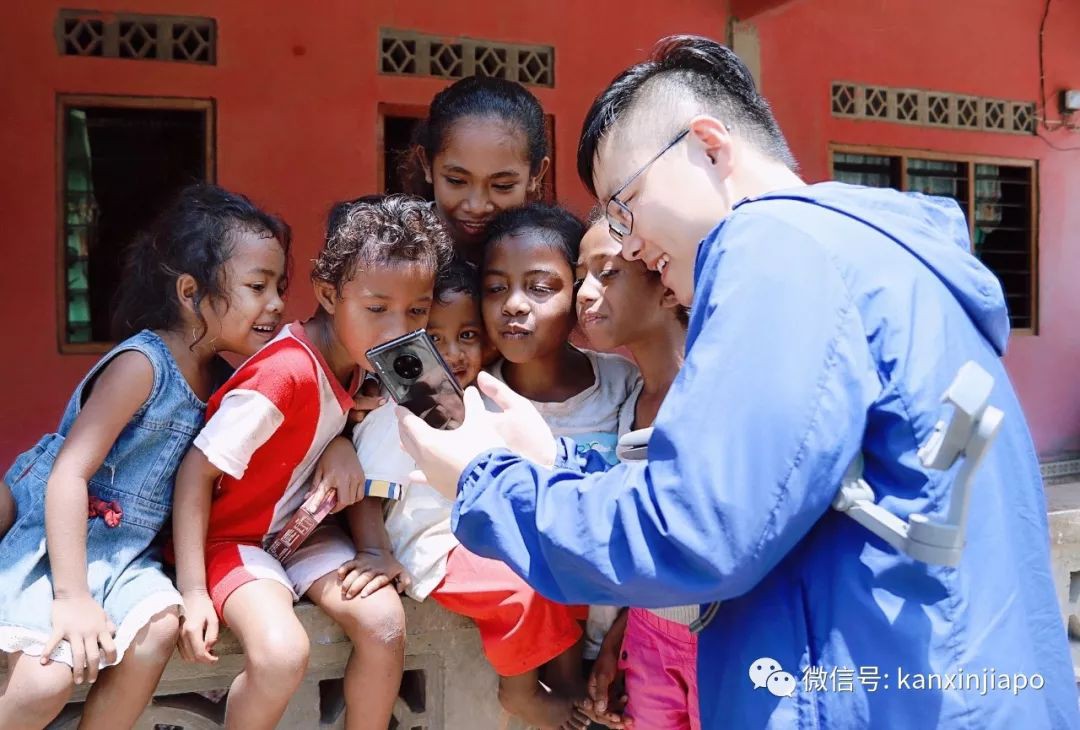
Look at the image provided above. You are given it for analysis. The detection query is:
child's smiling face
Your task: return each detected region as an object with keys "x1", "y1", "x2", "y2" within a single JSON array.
[
  {"x1": 426, "y1": 116, "x2": 546, "y2": 250},
  {"x1": 575, "y1": 222, "x2": 671, "y2": 351},
  {"x1": 427, "y1": 290, "x2": 484, "y2": 388},
  {"x1": 198, "y1": 230, "x2": 287, "y2": 356},
  {"x1": 482, "y1": 229, "x2": 576, "y2": 364}
]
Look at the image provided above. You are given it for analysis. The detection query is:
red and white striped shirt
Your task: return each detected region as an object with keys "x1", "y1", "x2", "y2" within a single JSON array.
[{"x1": 195, "y1": 322, "x2": 357, "y2": 545}]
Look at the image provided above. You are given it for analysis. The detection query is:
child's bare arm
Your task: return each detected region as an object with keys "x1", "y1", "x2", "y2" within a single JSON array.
[
  {"x1": 347, "y1": 497, "x2": 392, "y2": 552},
  {"x1": 337, "y1": 499, "x2": 410, "y2": 598},
  {"x1": 172, "y1": 447, "x2": 221, "y2": 664},
  {"x1": 43, "y1": 351, "x2": 154, "y2": 684},
  {"x1": 172, "y1": 448, "x2": 219, "y2": 594},
  {"x1": 312, "y1": 435, "x2": 366, "y2": 511}
]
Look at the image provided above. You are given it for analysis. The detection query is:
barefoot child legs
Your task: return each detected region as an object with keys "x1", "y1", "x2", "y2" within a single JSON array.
[
  {"x1": 298, "y1": 525, "x2": 407, "y2": 730},
  {"x1": 431, "y1": 546, "x2": 585, "y2": 728},
  {"x1": 219, "y1": 581, "x2": 310, "y2": 728},
  {"x1": 281, "y1": 499, "x2": 408, "y2": 730},
  {"x1": 351, "y1": 261, "x2": 586, "y2": 728}
]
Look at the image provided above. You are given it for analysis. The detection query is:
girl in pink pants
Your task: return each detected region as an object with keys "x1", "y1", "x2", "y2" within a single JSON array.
[{"x1": 575, "y1": 218, "x2": 700, "y2": 728}]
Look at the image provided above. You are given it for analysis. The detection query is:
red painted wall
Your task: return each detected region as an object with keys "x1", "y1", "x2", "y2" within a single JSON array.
[
  {"x1": 0, "y1": 1, "x2": 726, "y2": 466},
  {"x1": 4, "y1": 0, "x2": 1077, "y2": 464},
  {"x1": 753, "y1": 0, "x2": 1080, "y2": 457}
]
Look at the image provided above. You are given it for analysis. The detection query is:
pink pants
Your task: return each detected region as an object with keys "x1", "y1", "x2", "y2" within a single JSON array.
[{"x1": 618, "y1": 607, "x2": 701, "y2": 730}]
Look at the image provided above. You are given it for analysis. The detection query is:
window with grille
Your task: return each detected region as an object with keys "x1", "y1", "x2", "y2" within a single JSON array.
[
  {"x1": 58, "y1": 96, "x2": 214, "y2": 351},
  {"x1": 832, "y1": 146, "x2": 1037, "y2": 332}
]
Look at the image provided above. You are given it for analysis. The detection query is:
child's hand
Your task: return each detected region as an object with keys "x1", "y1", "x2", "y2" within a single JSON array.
[
  {"x1": 312, "y1": 436, "x2": 367, "y2": 512},
  {"x1": 177, "y1": 589, "x2": 219, "y2": 665},
  {"x1": 579, "y1": 615, "x2": 632, "y2": 729},
  {"x1": 349, "y1": 377, "x2": 387, "y2": 425},
  {"x1": 42, "y1": 593, "x2": 116, "y2": 685},
  {"x1": 336, "y1": 548, "x2": 412, "y2": 599}
]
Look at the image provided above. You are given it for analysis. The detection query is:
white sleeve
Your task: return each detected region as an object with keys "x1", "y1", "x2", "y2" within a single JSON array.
[
  {"x1": 352, "y1": 404, "x2": 415, "y2": 498},
  {"x1": 194, "y1": 389, "x2": 285, "y2": 479}
]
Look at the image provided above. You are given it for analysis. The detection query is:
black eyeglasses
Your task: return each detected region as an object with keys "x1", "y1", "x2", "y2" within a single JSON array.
[{"x1": 605, "y1": 128, "x2": 690, "y2": 242}]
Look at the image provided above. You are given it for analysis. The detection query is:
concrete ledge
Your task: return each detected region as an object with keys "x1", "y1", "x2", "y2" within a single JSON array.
[
  {"x1": 0, "y1": 598, "x2": 523, "y2": 729},
  {"x1": 1046, "y1": 481, "x2": 1080, "y2": 685}
]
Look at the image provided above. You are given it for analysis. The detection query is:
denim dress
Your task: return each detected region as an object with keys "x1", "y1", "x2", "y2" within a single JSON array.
[{"x1": 0, "y1": 331, "x2": 222, "y2": 669}]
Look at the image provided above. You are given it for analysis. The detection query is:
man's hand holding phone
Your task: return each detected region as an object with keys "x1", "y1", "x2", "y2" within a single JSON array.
[
  {"x1": 395, "y1": 373, "x2": 557, "y2": 499},
  {"x1": 366, "y1": 330, "x2": 465, "y2": 430}
]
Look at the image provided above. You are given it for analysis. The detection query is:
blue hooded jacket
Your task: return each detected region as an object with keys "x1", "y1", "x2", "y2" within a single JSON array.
[{"x1": 451, "y1": 183, "x2": 1079, "y2": 728}]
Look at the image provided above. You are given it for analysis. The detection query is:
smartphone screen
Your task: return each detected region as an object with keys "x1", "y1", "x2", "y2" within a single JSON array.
[{"x1": 365, "y1": 330, "x2": 466, "y2": 430}]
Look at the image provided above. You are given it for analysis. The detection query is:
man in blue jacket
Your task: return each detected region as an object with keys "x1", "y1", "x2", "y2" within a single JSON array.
[{"x1": 397, "y1": 36, "x2": 1078, "y2": 728}]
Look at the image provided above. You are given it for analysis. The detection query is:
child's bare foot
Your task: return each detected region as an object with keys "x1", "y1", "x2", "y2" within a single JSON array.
[
  {"x1": 499, "y1": 672, "x2": 579, "y2": 729},
  {"x1": 0, "y1": 480, "x2": 15, "y2": 541},
  {"x1": 519, "y1": 690, "x2": 575, "y2": 729},
  {"x1": 559, "y1": 704, "x2": 593, "y2": 730}
]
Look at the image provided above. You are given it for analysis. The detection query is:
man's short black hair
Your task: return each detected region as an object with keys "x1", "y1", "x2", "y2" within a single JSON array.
[{"x1": 577, "y1": 35, "x2": 796, "y2": 196}]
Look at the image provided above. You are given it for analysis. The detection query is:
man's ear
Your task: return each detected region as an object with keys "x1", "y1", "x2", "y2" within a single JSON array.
[
  {"x1": 687, "y1": 114, "x2": 735, "y2": 179},
  {"x1": 418, "y1": 147, "x2": 433, "y2": 186},
  {"x1": 313, "y1": 279, "x2": 337, "y2": 314}
]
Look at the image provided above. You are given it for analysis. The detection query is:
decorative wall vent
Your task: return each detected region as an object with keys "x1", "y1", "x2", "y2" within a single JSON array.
[
  {"x1": 56, "y1": 9, "x2": 216, "y2": 65},
  {"x1": 831, "y1": 82, "x2": 1034, "y2": 135},
  {"x1": 380, "y1": 28, "x2": 554, "y2": 87},
  {"x1": 1042, "y1": 457, "x2": 1080, "y2": 485}
]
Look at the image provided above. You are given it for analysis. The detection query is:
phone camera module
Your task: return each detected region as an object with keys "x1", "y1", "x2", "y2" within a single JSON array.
[{"x1": 393, "y1": 352, "x2": 423, "y2": 380}]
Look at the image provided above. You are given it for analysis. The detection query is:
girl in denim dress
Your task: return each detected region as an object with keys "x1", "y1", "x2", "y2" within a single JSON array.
[{"x1": 0, "y1": 184, "x2": 291, "y2": 730}]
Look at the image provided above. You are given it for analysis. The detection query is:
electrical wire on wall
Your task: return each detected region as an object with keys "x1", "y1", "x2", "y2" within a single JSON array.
[{"x1": 1036, "y1": 0, "x2": 1080, "y2": 151}]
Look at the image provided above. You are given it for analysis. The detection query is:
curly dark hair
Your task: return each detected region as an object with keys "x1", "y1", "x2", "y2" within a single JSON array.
[
  {"x1": 312, "y1": 195, "x2": 453, "y2": 294},
  {"x1": 112, "y1": 184, "x2": 291, "y2": 343}
]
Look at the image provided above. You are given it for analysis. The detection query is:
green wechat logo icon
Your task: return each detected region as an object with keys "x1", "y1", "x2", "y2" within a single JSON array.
[{"x1": 749, "y1": 657, "x2": 797, "y2": 698}]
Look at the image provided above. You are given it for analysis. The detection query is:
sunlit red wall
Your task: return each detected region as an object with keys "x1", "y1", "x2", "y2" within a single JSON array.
[
  {"x1": 752, "y1": 0, "x2": 1080, "y2": 456},
  {"x1": 3, "y1": 0, "x2": 1077, "y2": 465},
  {"x1": 0, "y1": 0, "x2": 726, "y2": 464}
]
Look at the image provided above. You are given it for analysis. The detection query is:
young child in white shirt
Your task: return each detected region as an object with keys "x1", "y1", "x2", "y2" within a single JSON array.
[{"x1": 353, "y1": 259, "x2": 589, "y2": 730}]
